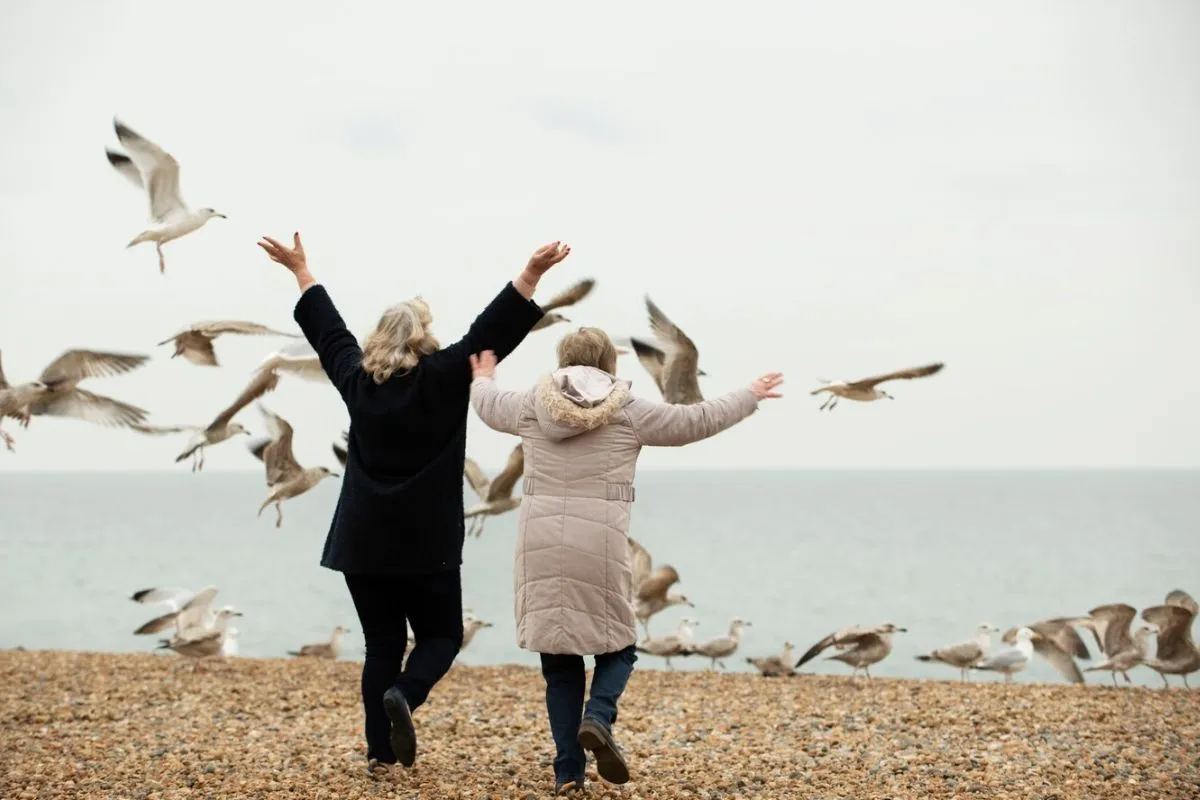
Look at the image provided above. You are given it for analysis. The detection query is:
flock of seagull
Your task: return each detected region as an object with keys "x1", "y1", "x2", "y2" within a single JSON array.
[
  {"x1": 34, "y1": 116, "x2": 1145, "y2": 685},
  {"x1": 125, "y1": 582, "x2": 496, "y2": 664},
  {"x1": 629, "y1": 585, "x2": 1200, "y2": 689}
]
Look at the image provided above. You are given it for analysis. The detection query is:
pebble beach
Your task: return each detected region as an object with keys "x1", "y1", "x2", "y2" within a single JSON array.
[{"x1": 2, "y1": 650, "x2": 1197, "y2": 799}]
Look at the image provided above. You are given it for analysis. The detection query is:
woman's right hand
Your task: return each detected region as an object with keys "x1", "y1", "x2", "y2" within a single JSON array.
[{"x1": 750, "y1": 372, "x2": 784, "y2": 400}]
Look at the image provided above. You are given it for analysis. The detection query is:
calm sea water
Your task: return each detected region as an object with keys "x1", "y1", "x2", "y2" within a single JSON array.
[{"x1": 1, "y1": 470, "x2": 1196, "y2": 687}]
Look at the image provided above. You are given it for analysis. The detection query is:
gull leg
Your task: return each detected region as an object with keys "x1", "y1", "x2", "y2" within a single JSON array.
[
  {"x1": 275, "y1": 503, "x2": 283, "y2": 529},
  {"x1": 198, "y1": 449, "x2": 205, "y2": 471},
  {"x1": 1121, "y1": 671, "x2": 1131, "y2": 685},
  {"x1": 1160, "y1": 673, "x2": 1169, "y2": 689},
  {"x1": 718, "y1": 659, "x2": 725, "y2": 670},
  {"x1": 1, "y1": 427, "x2": 14, "y2": 452},
  {"x1": 829, "y1": 397, "x2": 839, "y2": 410},
  {"x1": 20, "y1": 410, "x2": 32, "y2": 428},
  {"x1": 1185, "y1": 675, "x2": 1191, "y2": 689},
  {"x1": 819, "y1": 396, "x2": 832, "y2": 411},
  {"x1": 1111, "y1": 672, "x2": 1117, "y2": 688},
  {"x1": 157, "y1": 243, "x2": 165, "y2": 274},
  {"x1": 864, "y1": 665, "x2": 872, "y2": 681}
]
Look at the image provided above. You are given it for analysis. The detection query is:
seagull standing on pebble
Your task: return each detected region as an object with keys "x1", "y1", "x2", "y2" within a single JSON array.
[{"x1": 105, "y1": 118, "x2": 225, "y2": 274}]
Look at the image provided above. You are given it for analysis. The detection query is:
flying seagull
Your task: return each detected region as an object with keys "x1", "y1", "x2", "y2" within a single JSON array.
[
  {"x1": 106, "y1": 118, "x2": 225, "y2": 273},
  {"x1": 631, "y1": 296, "x2": 705, "y2": 404},
  {"x1": 0, "y1": 350, "x2": 150, "y2": 444},
  {"x1": 531, "y1": 278, "x2": 595, "y2": 331},
  {"x1": 463, "y1": 443, "x2": 525, "y2": 537},
  {"x1": 158, "y1": 321, "x2": 299, "y2": 367},
  {"x1": 248, "y1": 404, "x2": 340, "y2": 528},
  {"x1": 629, "y1": 537, "x2": 694, "y2": 637},
  {"x1": 131, "y1": 585, "x2": 221, "y2": 636},
  {"x1": 794, "y1": 623, "x2": 907, "y2": 679},
  {"x1": 810, "y1": 362, "x2": 944, "y2": 410},
  {"x1": 131, "y1": 368, "x2": 280, "y2": 469}
]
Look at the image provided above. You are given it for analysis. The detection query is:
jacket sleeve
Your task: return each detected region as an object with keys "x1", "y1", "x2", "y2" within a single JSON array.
[
  {"x1": 470, "y1": 377, "x2": 526, "y2": 435},
  {"x1": 439, "y1": 282, "x2": 544, "y2": 368},
  {"x1": 625, "y1": 388, "x2": 759, "y2": 447},
  {"x1": 293, "y1": 284, "x2": 361, "y2": 400}
]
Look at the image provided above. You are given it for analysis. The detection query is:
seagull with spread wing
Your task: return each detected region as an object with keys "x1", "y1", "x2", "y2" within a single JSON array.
[
  {"x1": 0, "y1": 349, "x2": 150, "y2": 449},
  {"x1": 130, "y1": 585, "x2": 221, "y2": 636},
  {"x1": 157, "y1": 321, "x2": 299, "y2": 367},
  {"x1": 630, "y1": 296, "x2": 706, "y2": 404},
  {"x1": 463, "y1": 443, "x2": 525, "y2": 537},
  {"x1": 628, "y1": 536, "x2": 694, "y2": 637},
  {"x1": 248, "y1": 404, "x2": 340, "y2": 528},
  {"x1": 1141, "y1": 589, "x2": 1200, "y2": 688},
  {"x1": 1001, "y1": 617, "x2": 1090, "y2": 684},
  {"x1": 105, "y1": 118, "x2": 225, "y2": 273},
  {"x1": 531, "y1": 278, "x2": 595, "y2": 331},
  {"x1": 1076, "y1": 603, "x2": 1144, "y2": 686},
  {"x1": 810, "y1": 362, "x2": 944, "y2": 410},
  {"x1": 794, "y1": 623, "x2": 907, "y2": 679},
  {"x1": 132, "y1": 368, "x2": 278, "y2": 470}
]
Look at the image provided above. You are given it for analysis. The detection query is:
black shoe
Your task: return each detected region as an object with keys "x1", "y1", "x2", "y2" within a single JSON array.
[
  {"x1": 577, "y1": 718, "x2": 629, "y2": 785},
  {"x1": 555, "y1": 779, "x2": 585, "y2": 795},
  {"x1": 382, "y1": 687, "x2": 417, "y2": 767}
]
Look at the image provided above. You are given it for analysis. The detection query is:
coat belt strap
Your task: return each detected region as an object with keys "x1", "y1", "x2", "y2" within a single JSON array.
[{"x1": 522, "y1": 477, "x2": 635, "y2": 502}]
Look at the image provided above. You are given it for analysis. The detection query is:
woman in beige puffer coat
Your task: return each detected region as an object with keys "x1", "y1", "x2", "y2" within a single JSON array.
[{"x1": 469, "y1": 327, "x2": 783, "y2": 793}]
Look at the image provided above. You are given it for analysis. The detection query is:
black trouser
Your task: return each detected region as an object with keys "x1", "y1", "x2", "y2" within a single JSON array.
[{"x1": 344, "y1": 569, "x2": 463, "y2": 763}]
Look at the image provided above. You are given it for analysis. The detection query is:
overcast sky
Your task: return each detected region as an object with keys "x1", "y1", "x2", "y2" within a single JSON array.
[{"x1": 1, "y1": 1, "x2": 1198, "y2": 472}]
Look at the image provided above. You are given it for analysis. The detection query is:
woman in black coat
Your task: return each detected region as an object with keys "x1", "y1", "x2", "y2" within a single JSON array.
[{"x1": 258, "y1": 232, "x2": 571, "y2": 773}]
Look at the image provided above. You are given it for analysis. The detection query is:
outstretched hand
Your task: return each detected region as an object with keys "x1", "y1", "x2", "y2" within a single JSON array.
[
  {"x1": 258, "y1": 233, "x2": 308, "y2": 273},
  {"x1": 470, "y1": 350, "x2": 498, "y2": 380},
  {"x1": 525, "y1": 241, "x2": 572, "y2": 276},
  {"x1": 750, "y1": 372, "x2": 784, "y2": 400}
]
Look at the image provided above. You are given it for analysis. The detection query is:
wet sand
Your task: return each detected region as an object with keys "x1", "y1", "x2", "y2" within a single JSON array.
[{"x1": 2, "y1": 650, "x2": 1197, "y2": 799}]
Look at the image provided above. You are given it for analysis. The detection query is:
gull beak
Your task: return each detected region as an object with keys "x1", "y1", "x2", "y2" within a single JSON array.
[
  {"x1": 698, "y1": 369, "x2": 709, "y2": 377},
  {"x1": 215, "y1": 213, "x2": 228, "y2": 219},
  {"x1": 687, "y1": 601, "x2": 696, "y2": 608},
  {"x1": 896, "y1": 627, "x2": 908, "y2": 633},
  {"x1": 330, "y1": 471, "x2": 341, "y2": 478},
  {"x1": 232, "y1": 611, "x2": 244, "y2": 617}
]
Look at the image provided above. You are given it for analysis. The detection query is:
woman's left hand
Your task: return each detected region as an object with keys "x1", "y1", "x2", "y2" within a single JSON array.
[{"x1": 470, "y1": 350, "x2": 497, "y2": 380}]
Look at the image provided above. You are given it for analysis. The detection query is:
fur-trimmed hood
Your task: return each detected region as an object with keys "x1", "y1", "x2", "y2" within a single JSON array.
[{"x1": 534, "y1": 366, "x2": 631, "y2": 441}]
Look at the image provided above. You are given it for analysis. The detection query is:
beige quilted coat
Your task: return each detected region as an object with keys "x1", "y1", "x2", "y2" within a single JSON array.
[{"x1": 470, "y1": 365, "x2": 759, "y2": 655}]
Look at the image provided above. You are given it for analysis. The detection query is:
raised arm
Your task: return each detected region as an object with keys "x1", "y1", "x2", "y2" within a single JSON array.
[
  {"x1": 259, "y1": 233, "x2": 361, "y2": 399},
  {"x1": 437, "y1": 242, "x2": 573, "y2": 367},
  {"x1": 469, "y1": 351, "x2": 525, "y2": 434},
  {"x1": 626, "y1": 371, "x2": 784, "y2": 447}
]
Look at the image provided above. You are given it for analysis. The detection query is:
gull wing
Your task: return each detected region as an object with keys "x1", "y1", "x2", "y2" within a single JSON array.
[
  {"x1": 463, "y1": 458, "x2": 491, "y2": 500},
  {"x1": 977, "y1": 645, "x2": 1025, "y2": 671},
  {"x1": 636, "y1": 565, "x2": 681, "y2": 602},
  {"x1": 113, "y1": 119, "x2": 186, "y2": 221},
  {"x1": 794, "y1": 631, "x2": 839, "y2": 669},
  {"x1": 105, "y1": 150, "x2": 144, "y2": 190},
  {"x1": 34, "y1": 388, "x2": 148, "y2": 428},
  {"x1": 176, "y1": 585, "x2": 219, "y2": 630},
  {"x1": 929, "y1": 641, "x2": 984, "y2": 667},
  {"x1": 131, "y1": 423, "x2": 201, "y2": 436},
  {"x1": 847, "y1": 363, "x2": 944, "y2": 390},
  {"x1": 645, "y1": 296, "x2": 702, "y2": 404},
  {"x1": 1088, "y1": 604, "x2": 1137, "y2": 657},
  {"x1": 1142, "y1": 604, "x2": 1195, "y2": 661},
  {"x1": 487, "y1": 444, "x2": 525, "y2": 501},
  {"x1": 258, "y1": 404, "x2": 303, "y2": 485},
  {"x1": 1165, "y1": 589, "x2": 1199, "y2": 615},
  {"x1": 1032, "y1": 639, "x2": 1086, "y2": 683},
  {"x1": 1011, "y1": 619, "x2": 1090, "y2": 660},
  {"x1": 134, "y1": 611, "x2": 183, "y2": 635},
  {"x1": 629, "y1": 338, "x2": 666, "y2": 394},
  {"x1": 131, "y1": 587, "x2": 193, "y2": 610},
  {"x1": 541, "y1": 278, "x2": 595, "y2": 312},
  {"x1": 208, "y1": 369, "x2": 279, "y2": 431},
  {"x1": 628, "y1": 537, "x2": 653, "y2": 591},
  {"x1": 195, "y1": 321, "x2": 300, "y2": 339},
  {"x1": 39, "y1": 350, "x2": 148, "y2": 385}
]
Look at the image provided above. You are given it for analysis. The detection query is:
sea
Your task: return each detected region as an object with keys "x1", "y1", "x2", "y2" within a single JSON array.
[{"x1": 1, "y1": 470, "x2": 1196, "y2": 688}]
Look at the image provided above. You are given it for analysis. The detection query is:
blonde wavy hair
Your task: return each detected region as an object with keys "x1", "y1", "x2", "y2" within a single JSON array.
[
  {"x1": 360, "y1": 297, "x2": 441, "y2": 384},
  {"x1": 556, "y1": 327, "x2": 618, "y2": 375}
]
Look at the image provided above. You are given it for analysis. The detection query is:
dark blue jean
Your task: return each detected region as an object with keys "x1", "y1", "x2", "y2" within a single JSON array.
[{"x1": 539, "y1": 645, "x2": 637, "y2": 783}]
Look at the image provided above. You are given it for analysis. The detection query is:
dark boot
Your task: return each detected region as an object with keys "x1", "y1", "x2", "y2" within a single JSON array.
[
  {"x1": 577, "y1": 718, "x2": 629, "y2": 785},
  {"x1": 382, "y1": 686, "x2": 417, "y2": 767}
]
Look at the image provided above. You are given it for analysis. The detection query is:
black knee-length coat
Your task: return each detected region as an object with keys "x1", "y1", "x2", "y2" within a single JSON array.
[{"x1": 294, "y1": 282, "x2": 543, "y2": 575}]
